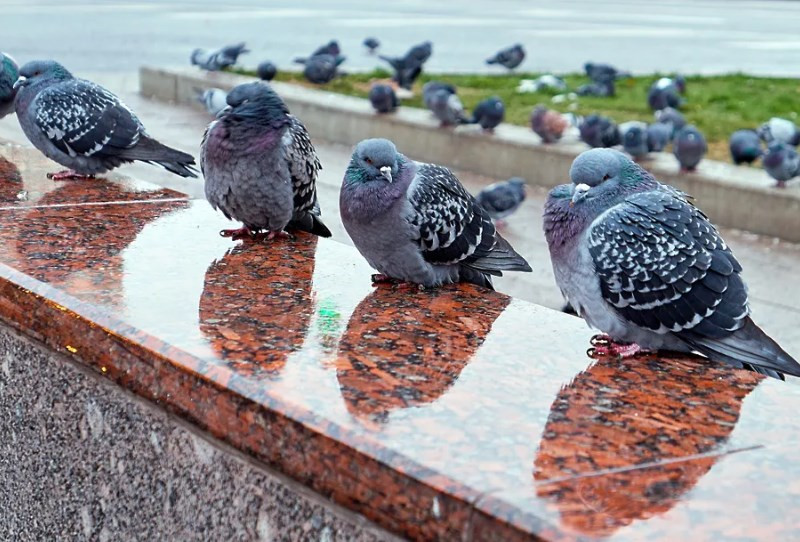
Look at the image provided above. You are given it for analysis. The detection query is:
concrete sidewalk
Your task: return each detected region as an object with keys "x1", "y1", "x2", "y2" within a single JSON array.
[{"x1": 1, "y1": 74, "x2": 798, "y2": 355}]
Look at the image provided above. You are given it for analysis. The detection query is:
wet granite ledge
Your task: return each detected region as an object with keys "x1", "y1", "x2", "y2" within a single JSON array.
[{"x1": 0, "y1": 146, "x2": 800, "y2": 541}]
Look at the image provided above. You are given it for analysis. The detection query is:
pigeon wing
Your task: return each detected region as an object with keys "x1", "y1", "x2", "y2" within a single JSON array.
[{"x1": 285, "y1": 115, "x2": 322, "y2": 215}]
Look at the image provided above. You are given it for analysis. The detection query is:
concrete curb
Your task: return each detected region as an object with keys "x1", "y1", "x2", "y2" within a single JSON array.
[{"x1": 140, "y1": 66, "x2": 800, "y2": 243}]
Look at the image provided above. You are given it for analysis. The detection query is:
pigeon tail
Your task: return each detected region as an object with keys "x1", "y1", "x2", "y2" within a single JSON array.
[
  {"x1": 288, "y1": 212, "x2": 332, "y2": 238},
  {"x1": 485, "y1": 57, "x2": 498, "y2": 65},
  {"x1": 458, "y1": 267, "x2": 495, "y2": 290},
  {"x1": 686, "y1": 317, "x2": 800, "y2": 379},
  {"x1": 466, "y1": 234, "x2": 532, "y2": 275},
  {"x1": 121, "y1": 136, "x2": 198, "y2": 178}
]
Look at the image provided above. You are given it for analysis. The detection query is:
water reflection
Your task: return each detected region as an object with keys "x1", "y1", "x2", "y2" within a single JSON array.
[
  {"x1": 533, "y1": 355, "x2": 762, "y2": 537},
  {"x1": 199, "y1": 234, "x2": 318, "y2": 378},
  {"x1": 335, "y1": 285, "x2": 510, "y2": 428}
]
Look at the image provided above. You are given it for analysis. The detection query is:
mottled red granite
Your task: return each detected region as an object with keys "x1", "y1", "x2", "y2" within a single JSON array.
[{"x1": 0, "y1": 145, "x2": 799, "y2": 541}]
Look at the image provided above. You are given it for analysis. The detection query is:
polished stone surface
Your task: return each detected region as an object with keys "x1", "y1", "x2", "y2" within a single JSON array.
[{"x1": 0, "y1": 145, "x2": 799, "y2": 540}]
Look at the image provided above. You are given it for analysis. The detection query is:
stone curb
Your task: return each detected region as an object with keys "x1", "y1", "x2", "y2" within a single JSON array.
[{"x1": 140, "y1": 66, "x2": 800, "y2": 243}]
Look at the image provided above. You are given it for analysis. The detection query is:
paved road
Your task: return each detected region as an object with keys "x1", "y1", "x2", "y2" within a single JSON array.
[{"x1": 4, "y1": 0, "x2": 800, "y2": 76}]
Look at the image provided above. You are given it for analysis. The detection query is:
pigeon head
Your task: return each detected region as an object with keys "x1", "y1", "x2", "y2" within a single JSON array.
[
  {"x1": 568, "y1": 149, "x2": 654, "y2": 208},
  {"x1": 508, "y1": 177, "x2": 526, "y2": 188},
  {"x1": 14, "y1": 60, "x2": 72, "y2": 89},
  {"x1": 221, "y1": 82, "x2": 288, "y2": 123},
  {"x1": 346, "y1": 138, "x2": 400, "y2": 185}
]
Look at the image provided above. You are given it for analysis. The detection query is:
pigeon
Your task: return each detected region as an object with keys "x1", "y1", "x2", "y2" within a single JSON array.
[
  {"x1": 648, "y1": 77, "x2": 685, "y2": 111},
  {"x1": 296, "y1": 54, "x2": 342, "y2": 84},
  {"x1": 340, "y1": 138, "x2": 531, "y2": 289},
  {"x1": 191, "y1": 42, "x2": 249, "y2": 71},
  {"x1": 311, "y1": 40, "x2": 341, "y2": 58},
  {"x1": 518, "y1": 75, "x2": 567, "y2": 93},
  {"x1": 200, "y1": 82, "x2": 331, "y2": 240},
  {"x1": 619, "y1": 121, "x2": 649, "y2": 159},
  {"x1": 428, "y1": 89, "x2": 469, "y2": 126},
  {"x1": 196, "y1": 87, "x2": 228, "y2": 117},
  {"x1": 14, "y1": 60, "x2": 196, "y2": 180},
  {"x1": 486, "y1": 44, "x2": 525, "y2": 70},
  {"x1": 758, "y1": 117, "x2": 800, "y2": 146},
  {"x1": 422, "y1": 81, "x2": 456, "y2": 109},
  {"x1": 576, "y1": 80, "x2": 615, "y2": 97},
  {"x1": 530, "y1": 105, "x2": 568, "y2": 144},
  {"x1": 471, "y1": 96, "x2": 505, "y2": 132},
  {"x1": 579, "y1": 114, "x2": 621, "y2": 148},
  {"x1": 763, "y1": 142, "x2": 800, "y2": 188},
  {"x1": 645, "y1": 122, "x2": 672, "y2": 152},
  {"x1": 368, "y1": 83, "x2": 398, "y2": 114},
  {"x1": 0, "y1": 53, "x2": 19, "y2": 119},
  {"x1": 543, "y1": 148, "x2": 800, "y2": 379},
  {"x1": 379, "y1": 41, "x2": 432, "y2": 90},
  {"x1": 673, "y1": 125, "x2": 707, "y2": 171},
  {"x1": 363, "y1": 37, "x2": 380, "y2": 54},
  {"x1": 476, "y1": 177, "x2": 526, "y2": 223},
  {"x1": 405, "y1": 41, "x2": 433, "y2": 65},
  {"x1": 654, "y1": 107, "x2": 686, "y2": 134},
  {"x1": 584, "y1": 62, "x2": 629, "y2": 83},
  {"x1": 256, "y1": 61, "x2": 277, "y2": 81},
  {"x1": 729, "y1": 129, "x2": 763, "y2": 165}
]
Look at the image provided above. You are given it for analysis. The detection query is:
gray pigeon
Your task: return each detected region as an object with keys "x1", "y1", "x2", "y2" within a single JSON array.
[
  {"x1": 368, "y1": 83, "x2": 398, "y2": 114},
  {"x1": 619, "y1": 121, "x2": 649, "y2": 159},
  {"x1": 297, "y1": 54, "x2": 342, "y2": 84},
  {"x1": 363, "y1": 37, "x2": 380, "y2": 54},
  {"x1": 422, "y1": 81, "x2": 456, "y2": 109},
  {"x1": 200, "y1": 82, "x2": 331, "y2": 240},
  {"x1": 576, "y1": 80, "x2": 615, "y2": 97},
  {"x1": 654, "y1": 107, "x2": 686, "y2": 134},
  {"x1": 191, "y1": 42, "x2": 249, "y2": 71},
  {"x1": 729, "y1": 129, "x2": 763, "y2": 165},
  {"x1": 530, "y1": 105, "x2": 568, "y2": 143},
  {"x1": 14, "y1": 60, "x2": 196, "y2": 180},
  {"x1": 471, "y1": 96, "x2": 504, "y2": 132},
  {"x1": 0, "y1": 53, "x2": 19, "y2": 119},
  {"x1": 196, "y1": 87, "x2": 228, "y2": 117},
  {"x1": 584, "y1": 62, "x2": 629, "y2": 83},
  {"x1": 673, "y1": 125, "x2": 707, "y2": 171},
  {"x1": 256, "y1": 61, "x2": 277, "y2": 81},
  {"x1": 646, "y1": 122, "x2": 672, "y2": 152},
  {"x1": 543, "y1": 148, "x2": 800, "y2": 378},
  {"x1": 379, "y1": 41, "x2": 432, "y2": 90},
  {"x1": 648, "y1": 79, "x2": 684, "y2": 111},
  {"x1": 311, "y1": 40, "x2": 341, "y2": 58},
  {"x1": 758, "y1": 117, "x2": 800, "y2": 146},
  {"x1": 426, "y1": 88, "x2": 468, "y2": 127},
  {"x1": 579, "y1": 114, "x2": 621, "y2": 148},
  {"x1": 340, "y1": 138, "x2": 531, "y2": 289},
  {"x1": 763, "y1": 142, "x2": 800, "y2": 188},
  {"x1": 486, "y1": 44, "x2": 525, "y2": 70},
  {"x1": 476, "y1": 177, "x2": 526, "y2": 222}
]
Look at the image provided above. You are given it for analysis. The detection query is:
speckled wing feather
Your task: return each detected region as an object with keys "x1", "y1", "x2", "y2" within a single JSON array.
[
  {"x1": 33, "y1": 80, "x2": 143, "y2": 158},
  {"x1": 588, "y1": 188, "x2": 749, "y2": 340},
  {"x1": 285, "y1": 116, "x2": 322, "y2": 214},
  {"x1": 408, "y1": 164, "x2": 525, "y2": 274}
]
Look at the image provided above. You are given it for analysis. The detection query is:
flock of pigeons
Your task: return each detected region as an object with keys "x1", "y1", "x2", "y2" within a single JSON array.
[{"x1": 0, "y1": 46, "x2": 797, "y2": 380}]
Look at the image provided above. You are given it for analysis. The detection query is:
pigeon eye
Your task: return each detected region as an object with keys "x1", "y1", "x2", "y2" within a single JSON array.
[
  {"x1": 365, "y1": 157, "x2": 372, "y2": 164},
  {"x1": 602, "y1": 174, "x2": 611, "y2": 181}
]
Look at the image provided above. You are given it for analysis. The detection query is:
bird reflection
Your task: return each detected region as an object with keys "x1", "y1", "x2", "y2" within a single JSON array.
[
  {"x1": 199, "y1": 234, "x2": 318, "y2": 378},
  {"x1": 0, "y1": 178, "x2": 186, "y2": 311},
  {"x1": 0, "y1": 156, "x2": 23, "y2": 199},
  {"x1": 533, "y1": 355, "x2": 762, "y2": 537},
  {"x1": 335, "y1": 284, "x2": 510, "y2": 428}
]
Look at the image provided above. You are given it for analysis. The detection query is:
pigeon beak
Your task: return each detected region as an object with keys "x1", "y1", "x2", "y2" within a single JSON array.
[
  {"x1": 216, "y1": 105, "x2": 233, "y2": 119},
  {"x1": 570, "y1": 183, "x2": 591, "y2": 206},
  {"x1": 12, "y1": 76, "x2": 27, "y2": 90},
  {"x1": 379, "y1": 166, "x2": 393, "y2": 183}
]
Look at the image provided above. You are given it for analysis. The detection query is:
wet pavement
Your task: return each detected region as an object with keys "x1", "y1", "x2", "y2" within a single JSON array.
[{"x1": 4, "y1": 0, "x2": 800, "y2": 76}]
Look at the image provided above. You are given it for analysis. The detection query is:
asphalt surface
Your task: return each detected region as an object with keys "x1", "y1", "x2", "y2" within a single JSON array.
[{"x1": 4, "y1": 0, "x2": 800, "y2": 76}]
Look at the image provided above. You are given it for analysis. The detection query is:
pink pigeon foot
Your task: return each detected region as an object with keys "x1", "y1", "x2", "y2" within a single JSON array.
[
  {"x1": 220, "y1": 226, "x2": 254, "y2": 241},
  {"x1": 266, "y1": 230, "x2": 293, "y2": 241},
  {"x1": 371, "y1": 273, "x2": 400, "y2": 284},
  {"x1": 47, "y1": 170, "x2": 93, "y2": 181},
  {"x1": 588, "y1": 334, "x2": 649, "y2": 358}
]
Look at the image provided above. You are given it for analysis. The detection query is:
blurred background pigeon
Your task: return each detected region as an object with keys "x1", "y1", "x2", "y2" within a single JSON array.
[
  {"x1": 195, "y1": 87, "x2": 228, "y2": 117},
  {"x1": 428, "y1": 88, "x2": 469, "y2": 126},
  {"x1": 579, "y1": 114, "x2": 621, "y2": 148},
  {"x1": 471, "y1": 96, "x2": 505, "y2": 132},
  {"x1": 648, "y1": 76, "x2": 685, "y2": 111},
  {"x1": 422, "y1": 81, "x2": 456, "y2": 109},
  {"x1": 577, "y1": 79, "x2": 615, "y2": 97},
  {"x1": 256, "y1": 61, "x2": 277, "y2": 81},
  {"x1": 645, "y1": 122, "x2": 672, "y2": 152},
  {"x1": 363, "y1": 37, "x2": 380, "y2": 54},
  {"x1": 654, "y1": 107, "x2": 687, "y2": 134},
  {"x1": 191, "y1": 42, "x2": 249, "y2": 71},
  {"x1": 476, "y1": 177, "x2": 527, "y2": 226},
  {"x1": 296, "y1": 54, "x2": 343, "y2": 84},
  {"x1": 369, "y1": 83, "x2": 398, "y2": 114},
  {"x1": 584, "y1": 62, "x2": 629, "y2": 83},
  {"x1": 673, "y1": 125, "x2": 707, "y2": 171},
  {"x1": 729, "y1": 129, "x2": 763, "y2": 165},
  {"x1": 620, "y1": 121, "x2": 649, "y2": 159},
  {"x1": 311, "y1": 40, "x2": 340, "y2": 58},
  {"x1": 758, "y1": 117, "x2": 800, "y2": 146},
  {"x1": 763, "y1": 142, "x2": 800, "y2": 188},
  {"x1": 530, "y1": 105, "x2": 568, "y2": 143},
  {"x1": 0, "y1": 53, "x2": 19, "y2": 119},
  {"x1": 486, "y1": 44, "x2": 525, "y2": 70},
  {"x1": 379, "y1": 41, "x2": 432, "y2": 90},
  {"x1": 517, "y1": 75, "x2": 567, "y2": 93}
]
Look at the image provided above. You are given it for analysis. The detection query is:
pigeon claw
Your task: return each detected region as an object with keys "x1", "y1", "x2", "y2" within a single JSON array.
[
  {"x1": 47, "y1": 170, "x2": 93, "y2": 181},
  {"x1": 371, "y1": 273, "x2": 399, "y2": 284},
  {"x1": 587, "y1": 335, "x2": 648, "y2": 359},
  {"x1": 266, "y1": 230, "x2": 293, "y2": 241},
  {"x1": 220, "y1": 226, "x2": 254, "y2": 240}
]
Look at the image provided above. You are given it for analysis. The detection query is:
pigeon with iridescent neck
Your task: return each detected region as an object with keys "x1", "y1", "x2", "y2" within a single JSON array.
[
  {"x1": 763, "y1": 142, "x2": 800, "y2": 188},
  {"x1": 0, "y1": 53, "x2": 19, "y2": 119},
  {"x1": 729, "y1": 129, "x2": 763, "y2": 165},
  {"x1": 471, "y1": 96, "x2": 505, "y2": 132},
  {"x1": 531, "y1": 105, "x2": 568, "y2": 143},
  {"x1": 543, "y1": 148, "x2": 800, "y2": 379},
  {"x1": 340, "y1": 138, "x2": 531, "y2": 289},
  {"x1": 201, "y1": 82, "x2": 331, "y2": 241},
  {"x1": 14, "y1": 60, "x2": 196, "y2": 180},
  {"x1": 673, "y1": 125, "x2": 706, "y2": 171}
]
